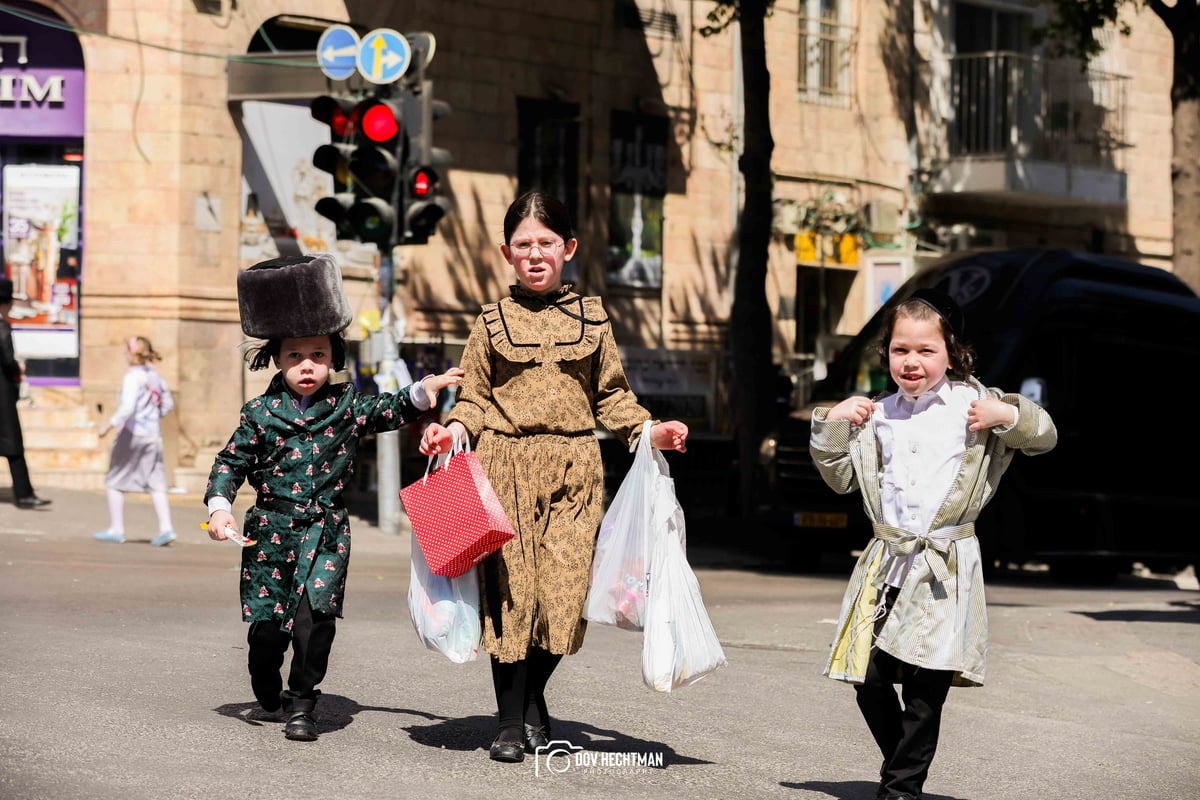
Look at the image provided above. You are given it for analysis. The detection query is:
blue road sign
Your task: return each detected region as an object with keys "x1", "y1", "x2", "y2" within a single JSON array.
[
  {"x1": 317, "y1": 25, "x2": 360, "y2": 81},
  {"x1": 357, "y1": 28, "x2": 411, "y2": 85}
]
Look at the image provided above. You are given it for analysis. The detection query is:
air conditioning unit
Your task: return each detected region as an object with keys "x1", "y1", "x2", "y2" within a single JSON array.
[{"x1": 862, "y1": 200, "x2": 901, "y2": 236}]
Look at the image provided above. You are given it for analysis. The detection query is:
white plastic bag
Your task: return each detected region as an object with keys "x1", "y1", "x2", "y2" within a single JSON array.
[
  {"x1": 585, "y1": 421, "x2": 658, "y2": 630},
  {"x1": 640, "y1": 474, "x2": 726, "y2": 692},
  {"x1": 408, "y1": 530, "x2": 481, "y2": 663}
]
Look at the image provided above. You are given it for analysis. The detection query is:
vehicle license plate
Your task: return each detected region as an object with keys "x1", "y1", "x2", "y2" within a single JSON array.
[{"x1": 794, "y1": 512, "x2": 848, "y2": 528}]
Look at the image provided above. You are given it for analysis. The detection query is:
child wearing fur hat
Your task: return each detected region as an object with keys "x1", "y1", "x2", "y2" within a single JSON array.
[
  {"x1": 204, "y1": 255, "x2": 462, "y2": 742},
  {"x1": 810, "y1": 288, "x2": 1057, "y2": 800}
]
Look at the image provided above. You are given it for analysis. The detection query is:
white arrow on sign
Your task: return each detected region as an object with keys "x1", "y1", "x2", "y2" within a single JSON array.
[
  {"x1": 321, "y1": 43, "x2": 357, "y2": 60},
  {"x1": 380, "y1": 49, "x2": 405, "y2": 70}
]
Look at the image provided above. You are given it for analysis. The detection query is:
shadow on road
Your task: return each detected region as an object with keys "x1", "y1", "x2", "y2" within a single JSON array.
[
  {"x1": 215, "y1": 695, "x2": 447, "y2": 733},
  {"x1": 1074, "y1": 598, "x2": 1200, "y2": 624},
  {"x1": 781, "y1": 780, "x2": 960, "y2": 799},
  {"x1": 404, "y1": 713, "x2": 711, "y2": 766}
]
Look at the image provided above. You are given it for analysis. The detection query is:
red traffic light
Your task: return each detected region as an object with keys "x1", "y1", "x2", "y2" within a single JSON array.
[
  {"x1": 356, "y1": 99, "x2": 400, "y2": 143},
  {"x1": 311, "y1": 96, "x2": 356, "y2": 138},
  {"x1": 411, "y1": 168, "x2": 433, "y2": 197}
]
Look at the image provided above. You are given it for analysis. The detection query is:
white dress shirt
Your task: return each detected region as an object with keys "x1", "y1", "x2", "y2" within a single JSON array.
[{"x1": 874, "y1": 378, "x2": 973, "y2": 587}]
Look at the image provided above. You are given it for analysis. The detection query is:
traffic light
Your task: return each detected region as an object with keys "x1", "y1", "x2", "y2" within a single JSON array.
[
  {"x1": 311, "y1": 95, "x2": 358, "y2": 238},
  {"x1": 346, "y1": 95, "x2": 403, "y2": 245},
  {"x1": 399, "y1": 80, "x2": 452, "y2": 245},
  {"x1": 310, "y1": 93, "x2": 404, "y2": 246},
  {"x1": 403, "y1": 165, "x2": 449, "y2": 245}
]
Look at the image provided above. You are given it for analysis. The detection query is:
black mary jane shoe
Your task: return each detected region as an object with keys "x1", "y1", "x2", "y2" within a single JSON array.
[
  {"x1": 283, "y1": 712, "x2": 319, "y2": 741},
  {"x1": 524, "y1": 723, "x2": 551, "y2": 754},
  {"x1": 489, "y1": 731, "x2": 526, "y2": 763}
]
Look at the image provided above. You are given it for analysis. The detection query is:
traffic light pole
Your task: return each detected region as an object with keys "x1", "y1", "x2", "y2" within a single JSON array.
[{"x1": 376, "y1": 249, "x2": 402, "y2": 536}]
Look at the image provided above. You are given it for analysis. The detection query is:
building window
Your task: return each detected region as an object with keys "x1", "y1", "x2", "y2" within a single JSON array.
[
  {"x1": 516, "y1": 98, "x2": 580, "y2": 229},
  {"x1": 952, "y1": 1, "x2": 1030, "y2": 55},
  {"x1": 607, "y1": 111, "x2": 667, "y2": 289},
  {"x1": 798, "y1": 0, "x2": 853, "y2": 106},
  {"x1": 949, "y1": 1, "x2": 1034, "y2": 156}
]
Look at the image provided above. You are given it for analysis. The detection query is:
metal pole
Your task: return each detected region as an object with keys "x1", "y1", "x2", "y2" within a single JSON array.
[
  {"x1": 377, "y1": 429, "x2": 400, "y2": 535},
  {"x1": 376, "y1": 249, "x2": 401, "y2": 535}
]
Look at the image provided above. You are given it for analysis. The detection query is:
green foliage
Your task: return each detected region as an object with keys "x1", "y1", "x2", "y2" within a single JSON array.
[{"x1": 1036, "y1": 0, "x2": 1133, "y2": 61}]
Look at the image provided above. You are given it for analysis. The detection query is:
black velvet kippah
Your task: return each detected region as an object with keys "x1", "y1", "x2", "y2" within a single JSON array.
[
  {"x1": 237, "y1": 254, "x2": 353, "y2": 339},
  {"x1": 908, "y1": 287, "x2": 965, "y2": 339}
]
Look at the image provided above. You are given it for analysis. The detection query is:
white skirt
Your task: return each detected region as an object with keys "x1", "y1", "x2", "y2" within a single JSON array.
[{"x1": 105, "y1": 429, "x2": 167, "y2": 493}]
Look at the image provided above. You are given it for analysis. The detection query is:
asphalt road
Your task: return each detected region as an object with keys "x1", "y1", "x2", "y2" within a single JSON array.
[{"x1": 1, "y1": 488, "x2": 1198, "y2": 800}]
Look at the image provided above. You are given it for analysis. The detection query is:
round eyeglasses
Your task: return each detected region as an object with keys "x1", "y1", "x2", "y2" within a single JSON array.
[{"x1": 510, "y1": 239, "x2": 564, "y2": 254}]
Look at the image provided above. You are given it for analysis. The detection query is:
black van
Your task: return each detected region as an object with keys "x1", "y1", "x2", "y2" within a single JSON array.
[{"x1": 761, "y1": 248, "x2": 1200, "y2": 581}]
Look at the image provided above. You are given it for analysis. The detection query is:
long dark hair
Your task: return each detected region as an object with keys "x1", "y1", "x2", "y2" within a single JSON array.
[
  {"x1": 245, "y1": 332, "x2": 347, "y2": 372},
  {"x1": 503, "y1": 190, "x2": 574, "y2": 244},
  {"x1": 876, "y1": 299, "x2": 976, "y2": 379}
]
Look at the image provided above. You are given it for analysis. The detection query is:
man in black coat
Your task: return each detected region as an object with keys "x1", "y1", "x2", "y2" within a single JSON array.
[{"x1": 0, "y1": 279, "x2": 50, "y2": 509}]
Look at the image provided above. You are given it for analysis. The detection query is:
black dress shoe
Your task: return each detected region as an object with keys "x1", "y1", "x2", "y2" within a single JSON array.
[
  {"x1": 15, "y1": 496, "x2": 50, "y2": 509},
  {"x1": 524, "y1": 723, "x2": 551, "y2": 754},
  {"x1": 489, "y1": 730, "x2": 525, "y2": 763},
  {"x1": 283, "y1": 712, "x2": 319, "y2": 741}
]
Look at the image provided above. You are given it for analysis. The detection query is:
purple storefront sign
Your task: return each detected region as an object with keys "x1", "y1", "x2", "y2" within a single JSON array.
[
  {"x1": 0, "y1": 2, "x2": 85, "y2": 138},
  {"x1": 0, "y1": 68, "x2": 85, "y2": 137}
]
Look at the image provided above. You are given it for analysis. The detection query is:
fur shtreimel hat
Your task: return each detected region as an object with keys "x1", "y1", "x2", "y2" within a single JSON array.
[{"x1": 237, "y1": 254, "x2": 353, "y2": 340}]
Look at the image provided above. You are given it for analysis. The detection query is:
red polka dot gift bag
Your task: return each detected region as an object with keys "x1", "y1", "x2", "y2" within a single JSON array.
[{"x1": 400, "y1": 443, "x2": 515, "y2": 578}]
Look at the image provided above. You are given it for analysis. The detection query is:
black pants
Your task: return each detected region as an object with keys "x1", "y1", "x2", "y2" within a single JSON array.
[
  {"x1": 247, "y1": 593, "x2": 337, "y2": 709},
  {"x1": 854, "y1": 588, "x2": 954, "y2": 800},
  {"x1": 5, "y1": 454, "x2": 35, "y2": 500}
]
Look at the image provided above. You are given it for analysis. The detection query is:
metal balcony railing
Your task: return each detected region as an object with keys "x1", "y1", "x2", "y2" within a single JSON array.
[{"x1": 926, "y1": 51, "x2": 1130, "y2": 171}]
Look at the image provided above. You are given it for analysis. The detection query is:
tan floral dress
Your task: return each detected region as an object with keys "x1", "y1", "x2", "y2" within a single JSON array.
[{"x1": 446, "y1": 284, "x2": 651, "y2": 662}]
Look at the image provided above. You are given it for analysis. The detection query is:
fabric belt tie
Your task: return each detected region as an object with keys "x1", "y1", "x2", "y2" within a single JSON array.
[
  {"x1": 256, "y1": 495, "x2": 344, "y2": 521},
  {"x1": 872, "y1": 522, "x2": 975, "y2": 586}
]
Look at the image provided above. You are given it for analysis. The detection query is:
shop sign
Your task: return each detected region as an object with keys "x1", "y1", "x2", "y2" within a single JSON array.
[
  {"x1": 0, "y1": 17, "x2": 85, "y2": 138},
  {"x1": 0, "y1": 73, "x2": 65, "y2": 104}
]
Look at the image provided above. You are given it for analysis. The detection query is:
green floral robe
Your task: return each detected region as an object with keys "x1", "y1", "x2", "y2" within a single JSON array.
[{"x1": 205, "y1": 374, "x2": 422, "y2": 631}]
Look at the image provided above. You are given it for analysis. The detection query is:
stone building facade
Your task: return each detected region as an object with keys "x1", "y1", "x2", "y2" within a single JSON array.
[{"x1": 0, "y1": 0, "x2": 1176, "y2": 494}]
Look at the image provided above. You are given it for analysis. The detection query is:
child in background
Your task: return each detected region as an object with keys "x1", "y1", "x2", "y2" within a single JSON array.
[
  {"x1": 809, "y1": 288, "x2": 1057, "y2": 800},
  {"x1": 93, "y1": 336, "x2": 176, "y2": 546},
  {"x1": 204, "y1": 254, "x2": 461, "y2": 743}
]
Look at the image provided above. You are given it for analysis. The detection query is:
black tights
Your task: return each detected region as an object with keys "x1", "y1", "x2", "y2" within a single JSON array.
[{"x1": 490, "y1": 647, "x2": 562, "y2": 739}]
